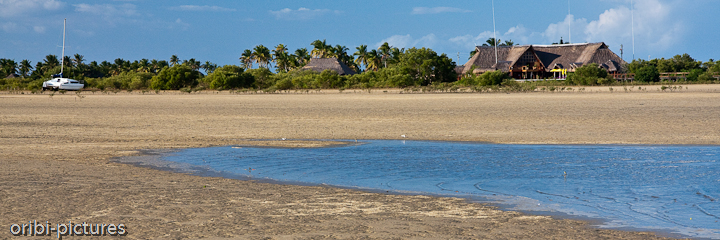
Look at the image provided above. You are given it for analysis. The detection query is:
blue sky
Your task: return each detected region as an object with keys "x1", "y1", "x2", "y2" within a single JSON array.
[{"x1": 1, "y1": 0, "x2": 718, "y2": 69}]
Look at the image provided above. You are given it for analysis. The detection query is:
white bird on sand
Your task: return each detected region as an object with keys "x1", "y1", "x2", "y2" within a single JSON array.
[
  {"x1": 281, "y1": 138, "x2": 286, "y2": 140},
  {"x1": 401, "y1": 135, "x2": 407, "y2": 138}
]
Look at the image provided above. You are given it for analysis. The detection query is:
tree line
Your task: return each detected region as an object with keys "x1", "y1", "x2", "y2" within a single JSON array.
[{"x1": 1, "y1": 38, "x2": 719, "y2": 92}]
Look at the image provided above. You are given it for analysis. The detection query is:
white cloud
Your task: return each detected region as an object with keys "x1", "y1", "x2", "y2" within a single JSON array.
[
  {"x1": 173, "y1": 18, "x2": 190, "y2": 30},
  {"x1": 170, "y1": 5, "x2": 236, "y2": 12},
  {"x1": 33, "y1": 25, "x2": 45, "y2": 33},
  {"x1": 449, "y1": 25, "x2": 529, "y2": 49},
  {"x1": 411, "y1": 7, "x2": 470, "y2": 14},
  {"x1": 74, "y1": 3, "x2": 138, "y2": 23},
  {"x1": 446, "y1": 0, "x2": 681, "y2": 57},
  {"x1": 269, "y1": 8, "x2": 338, "y2": 20},
  {"x1": 542, "y1": 14, "x2": 589, "y2": 44},
  {"x1": 0, "y1": 0, "x2": 64, "y2": 18},
  {"x1": 449, "y1": 31, "x2": 494, "y2": 49},
  {"x1": 376, "y1": 34, "x2": 438, "y2": 49},
  {"x1": 72, "y1": 29, "x2": 94, "y2": 37},
  {"x1": 540, "y1": 0, "x2": 680, "y2": 51},
  {"x1": 1, "y1": 21, "x2": 18, "y2": 32}
]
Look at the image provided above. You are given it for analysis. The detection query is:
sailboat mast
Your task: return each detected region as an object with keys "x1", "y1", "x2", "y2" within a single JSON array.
[
  {"x1": 568, "y1": 0, "x2": 571, "y2": 43},
  {"x1": 60, "y1": 18, "x2": 66, "y2": 76},
  {"x1": 631, "y1": 0, "x2": 635, "y2": 60},
  {"x1": 491, "y1": 0, "x2": 498, "y2": 65}
]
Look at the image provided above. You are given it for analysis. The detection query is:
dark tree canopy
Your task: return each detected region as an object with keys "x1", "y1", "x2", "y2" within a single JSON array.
[
  {"x1": 396, "y1": 47, "x2": 457, "y2": 86},
  {"x1": 203, "y1": 65, "x2": 254, "y2": 90},
  {"x1": 635, "y1": 65, "x2": 660, "y2": 83},
  {"x1": 150, "y1": 65, "x2": 200, "y2": 90},
  {"x1": 566, "y1": 63, "x2": 613, "y2": 85}
]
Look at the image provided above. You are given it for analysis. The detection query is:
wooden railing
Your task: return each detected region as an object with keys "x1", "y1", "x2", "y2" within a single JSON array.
[
  {"x1": 611, "y1": 73, "x2": 634, "y2": 80},
  {"x1": 660, "y1": 72, "x2": 690, "y2": 80}
]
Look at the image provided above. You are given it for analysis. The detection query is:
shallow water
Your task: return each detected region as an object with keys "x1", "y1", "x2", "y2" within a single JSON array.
[{"x1": 133, "y1": 140, "x2": 720, "y2": 239}]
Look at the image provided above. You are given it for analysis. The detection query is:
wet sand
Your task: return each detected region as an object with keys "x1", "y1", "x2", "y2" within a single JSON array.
[{"x1": 2, "y1": 86, "x2": 719, "y2": 239}]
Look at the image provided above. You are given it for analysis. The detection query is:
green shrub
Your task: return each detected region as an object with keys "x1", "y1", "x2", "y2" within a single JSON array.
[
  {"x1": 246, "y1": 68, "x2": 274, "y2": 89},
  {"x1": 687, "y1": 68, "x2": 704, "y2": 82},
  {"x1": 635, "y1": 65, "x2": 660, "y2": 82},
  {"x1": 477, "y1": 71, "x2": 510, "y2": 86},
  {"x1": 150, "y1": 65, "x2": 200, "y2": 90},
  {"x1": 275, "y1": 78, "x2": 294, "y2": 90},
  {"x1": 565, "y1": 63, "x2": 612, "y2": 85},
  {"x1": 203, "y1": 65, "x2": 254, "y2": 90}
]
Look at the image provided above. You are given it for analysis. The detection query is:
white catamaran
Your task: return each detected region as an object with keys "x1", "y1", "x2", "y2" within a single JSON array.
[{"x1": 42, "y1": 18, "x2": 84, "y2": 91}]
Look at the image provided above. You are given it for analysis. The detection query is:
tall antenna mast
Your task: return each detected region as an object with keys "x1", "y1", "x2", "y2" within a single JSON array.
[
  {"x1": 568, "y1": 0, "x2": 571, "y2": 43},
  {"x1": 491, "y1": 0, "x2": 498, "y2": 65},
  {"x1": 60, "y1": 18, "x2": 66, "y2": 77},
  {"x1": 631, "y1": 0, "x2": 635, "y2": 60}
]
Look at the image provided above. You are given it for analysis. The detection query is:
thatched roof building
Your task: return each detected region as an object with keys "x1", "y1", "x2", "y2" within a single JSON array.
[
  {"x1": 5, "y1": 73, "x2": 20, "y2": 79},
  {"x1": 462, "y1": 42, "x2": 624, "y2": 79},
  {"x1": 301, "y1": 58, "x2": 356, "y2": 75}
]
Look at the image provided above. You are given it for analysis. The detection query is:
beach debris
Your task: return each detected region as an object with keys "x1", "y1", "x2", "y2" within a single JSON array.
[
  {"x1": 281, "y1": 138, "x2": 286, "y2": 140},
  {"x1": 401, "y1": 135, "x2": 407, "y2": 138}
]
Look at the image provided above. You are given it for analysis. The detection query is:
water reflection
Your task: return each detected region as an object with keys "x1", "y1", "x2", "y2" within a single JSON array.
[{"x1": 144, "y1": 141, "x2": 720, "y2": 238}]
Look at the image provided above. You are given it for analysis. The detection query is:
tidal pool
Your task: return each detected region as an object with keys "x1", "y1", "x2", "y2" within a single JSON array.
[{"x1": 123, "y1": 140, "x2": 720, "y2": 239}]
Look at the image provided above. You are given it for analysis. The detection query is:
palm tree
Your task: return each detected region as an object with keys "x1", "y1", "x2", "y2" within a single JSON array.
[
  {"x1": 354, "y1": 45, "x2": 369, "y2": 69},
  {"x1": 170, "y1": 55, "x2": 179, "y2": 66},
  {"x1": 274, "y1": 52, "x2": 292, "y2": 72},
  {"x1": 294, "y1": 48, "x2": 310, "y2": 66},
  {"x1": 366, "y1": 49, "x2": 381, "y2": 71},
  {"x1": 273, "y1": 44, "x2": 289, "y2": 71},
  {"x1": 253, "y1": 45, "x2": 272, "y2": 68},
  {"x1": 333, "y1": 45, "x2": 348, "y2": 58},
  {"x1": 137, "y1": 59, "x2": 150, "y2": 72},
  {"x1": 42, "y1": 55, "x2": 59, "y2": 73},
  {"x1": 240, "y1": 49, "x2": 254, "y2": 69},
  {"x1": 502, "y1": 40, "x2": 515, "y2": 46},
  {"x1": 100, "y1": 61, "x2": 112, "y2": 75},
  {"x1": 19, "y1": 60, "x2": 33, "y2": 77},
  {"x1": 34, "y1": 62, "x2": 45, "y2": 76},
  {"x1": 202, "y1": 61, "x2": 217, "y2": 74},
  {"x1": 72, "y1": 54, "x2": 85, "y2": 67},
  {"x1": 287, "y1": 54, "x2": 301, "y2": 70},
  {"x1": 378, "y1": 42, "x2": 392, "y2": 68},
  {"x1": 1, "y1": 59, "x2": 18, "y2": 75},
  {"x1": 274, "y1": 44, "x2": 288, "y2": 56},
  {"x1": 111, "y1": 58, "x2": 127, "y2": 75},
  {"x1": 388, "y1": 47, "x2": 403, "y2": 65},
  {"x1": 183, "y1": 58, "x2": 201, "y2": 71},
  {"x1": 311, "y1": 39, "x2": 331, "y2": 58},
  {"x1": 62, "y1": 56, "x2": 73, "y2": 73},
  {"x1": 150, "y1": 59, "x2": 160, "y2": 73},
  {"x1": 483, "y1": 38, "x2": 500, "y2": 47}
]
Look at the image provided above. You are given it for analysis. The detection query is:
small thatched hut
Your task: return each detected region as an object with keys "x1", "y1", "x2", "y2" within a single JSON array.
[
  {"x1": 462, "y1": 42, "x2": 624, "y2": 79},
  {"x1": 301, "y1": 58, "x2": 356, "y2": 75},
  {"x1": 5, "y1": 73, "x2": 20, "y2": 79}
]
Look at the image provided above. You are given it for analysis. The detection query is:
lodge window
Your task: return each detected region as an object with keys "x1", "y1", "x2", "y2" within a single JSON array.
[{"x1": 517, "y1": 52, "x2": 536, "y2": 67}]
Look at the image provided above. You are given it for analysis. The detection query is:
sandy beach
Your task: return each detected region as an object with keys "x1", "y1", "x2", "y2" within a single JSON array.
[{"x1": 2, "y1": 85, "x2": 719, "y2": 239}]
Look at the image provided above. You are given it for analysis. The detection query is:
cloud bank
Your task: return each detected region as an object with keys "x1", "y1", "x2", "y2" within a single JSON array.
[
  {"x1": 445, "y1": 0, "x2": 680, "y2": 56},
  {"x1": 411, "y1": 7, "x2": 470, "y2": 15},
  {"x1": 375, "y1": 34, "x2": 438, "y2": 50},
  {"x1": 170, "y1": 5, "x2": 236, "y2": 12},
  {"x1": 0, "y1": 0, "x2": 64, "y2": 18},
  {"x1": 73, "y1": 3, "x2": 138, "y2": 23},
  {"x1": 270, "y1": 8, "x2": 340, "y2": 20}
]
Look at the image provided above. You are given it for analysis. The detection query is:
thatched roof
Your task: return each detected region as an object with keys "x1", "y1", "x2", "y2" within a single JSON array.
[
  {"x1": 462, "y1": 42, "x2": 625, "y2": 73},
  {"x1": 301, "y1": 58, "x2": 356, "y2": 75},
  {"x1": 462, "y1": 45, "x2": 531, "y2": 74},
  {"x1": 5, "y1": 73, "x2": 20, "y2": 79},
  {"x1": 454, "y1": 65, "x2": 465, "y2": 75}
]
